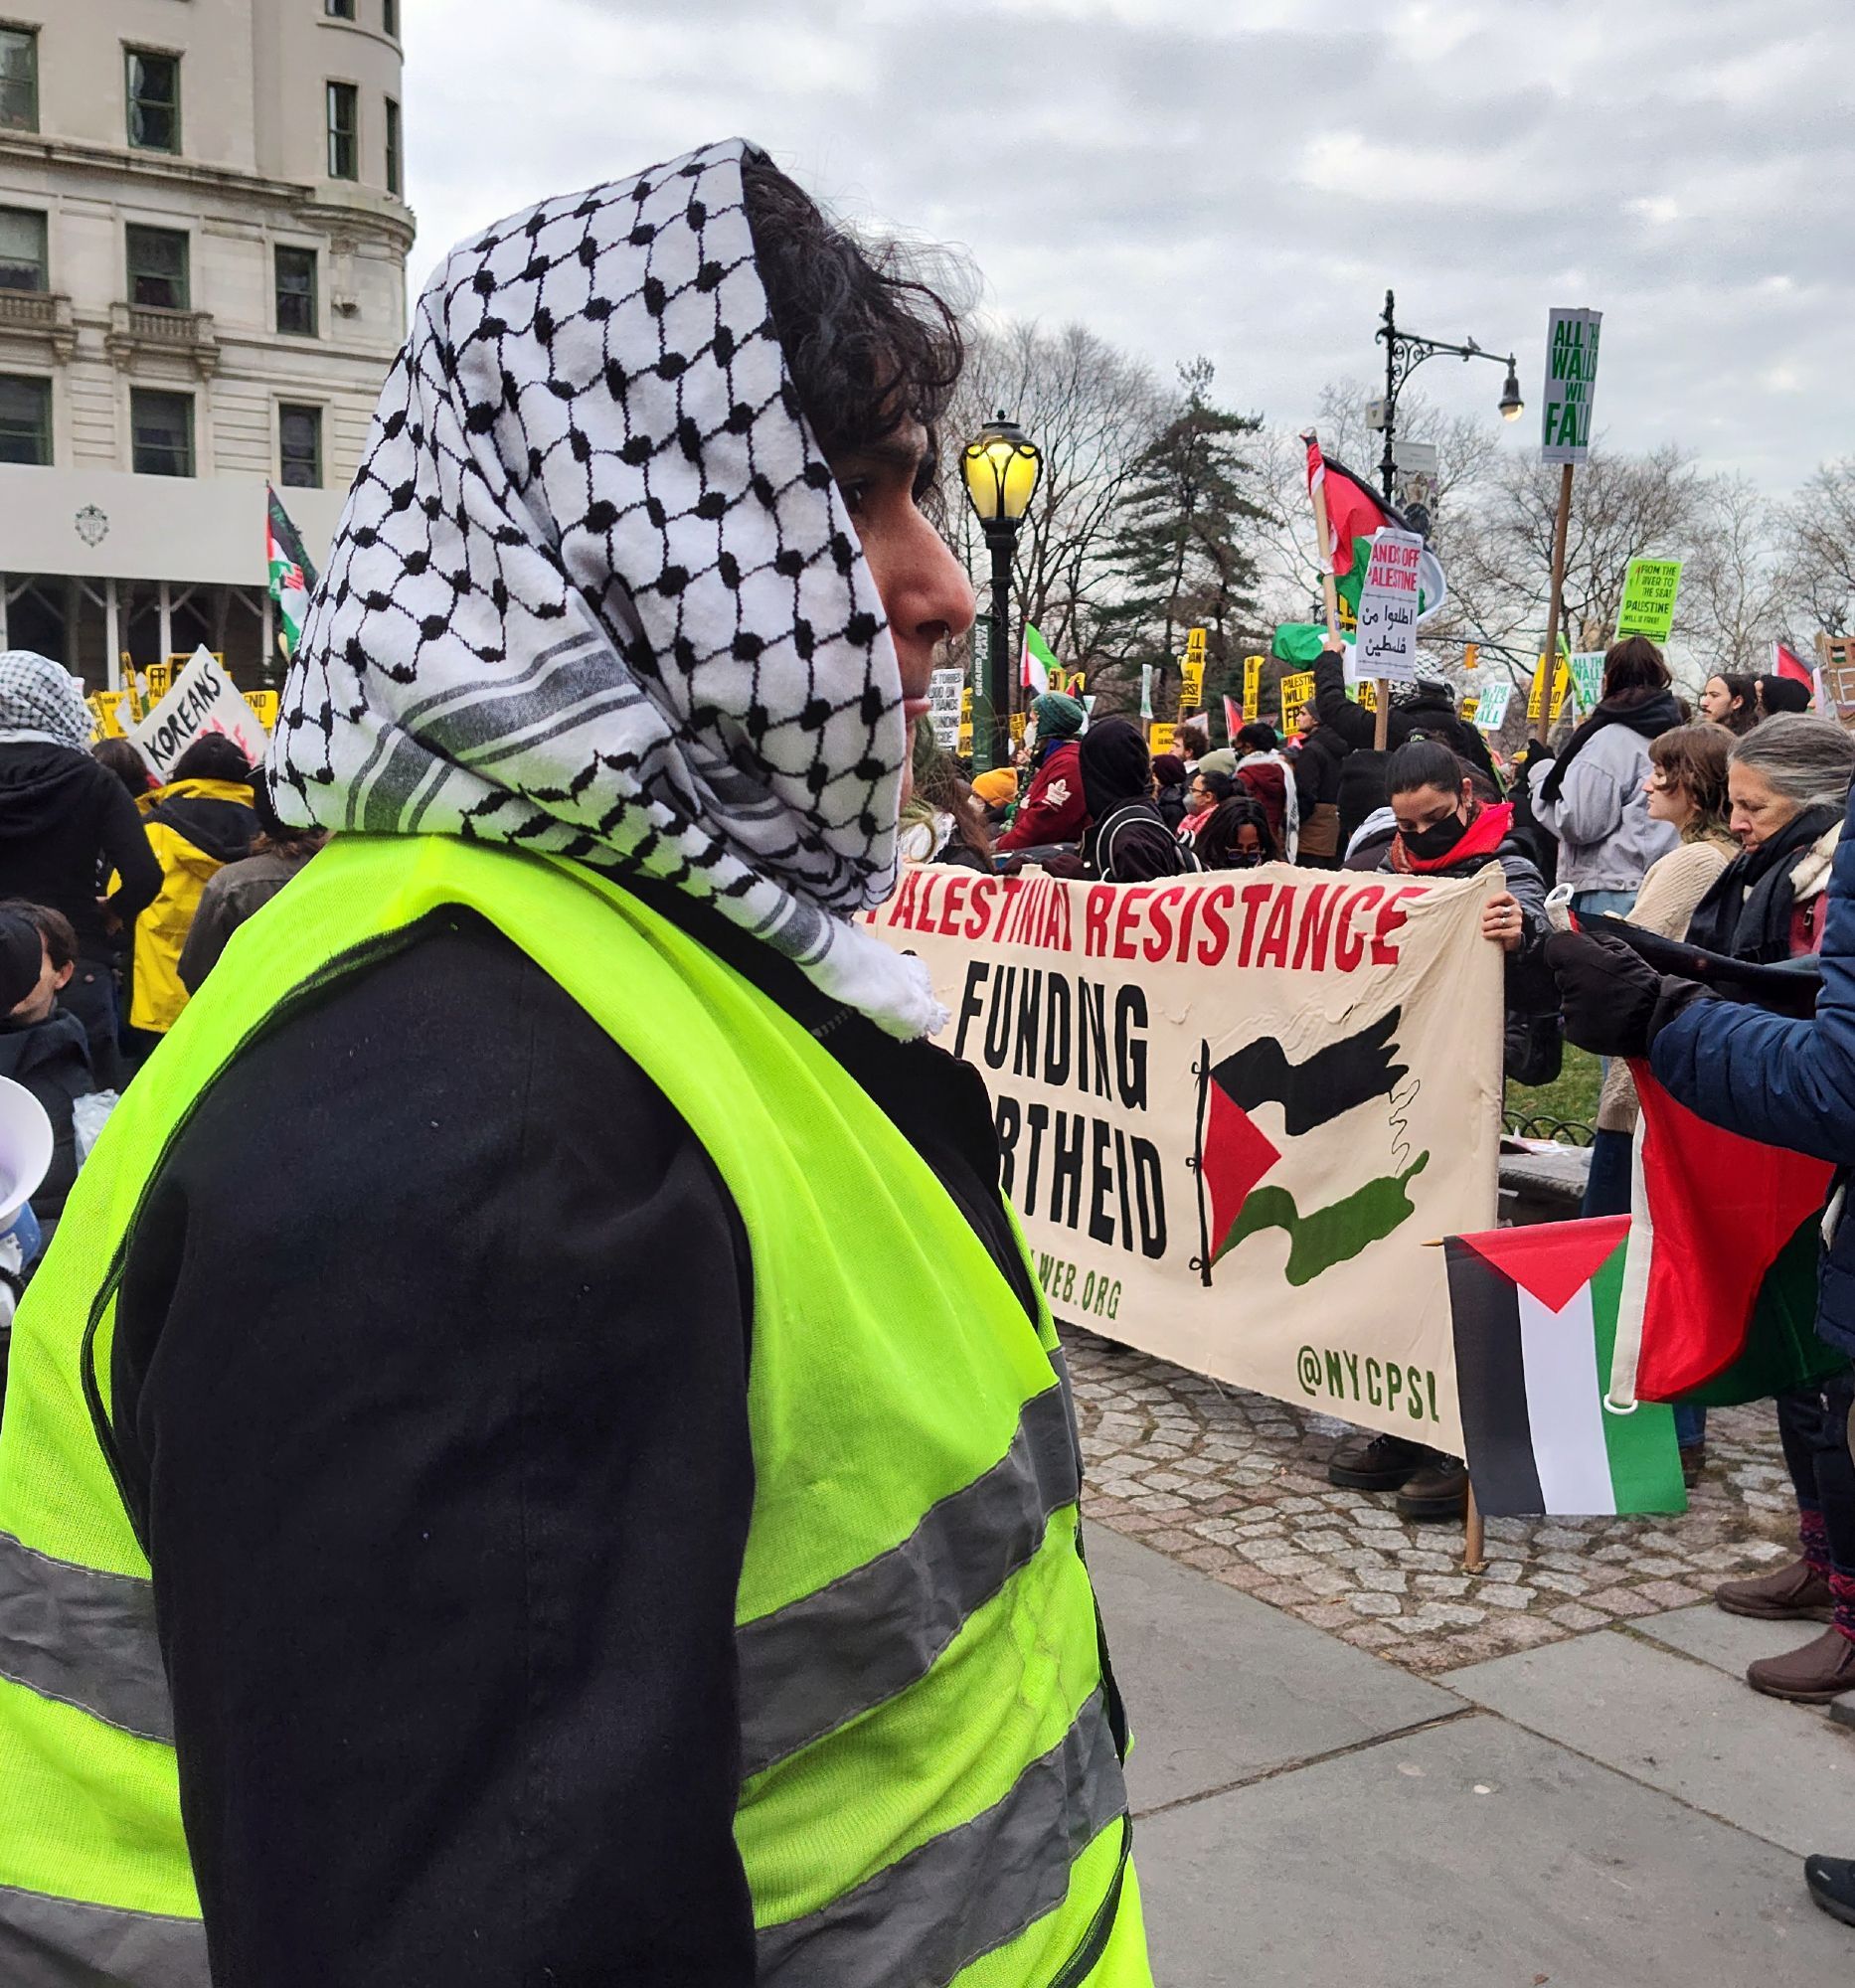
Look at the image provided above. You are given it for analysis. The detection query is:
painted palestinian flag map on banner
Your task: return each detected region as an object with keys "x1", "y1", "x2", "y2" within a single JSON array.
[
  {"x1": 864, "y1": 865, "x2": 1504, "y2": 1450},
  {"x1": 1445, "y1": 1218, "x2": 1685, "y2": 1518}
]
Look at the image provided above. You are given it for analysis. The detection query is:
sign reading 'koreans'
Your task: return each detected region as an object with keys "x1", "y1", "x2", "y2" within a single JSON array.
[
  {"x1": 1542, "y1": 307, "x2": 1602, "y2": 464},
  {"x1": 1352, "y1": 528, "x2": 1425, "y2": 684},
  {"x1": 864, "y1": 866, "x2": 1505, "y2": 1450}
]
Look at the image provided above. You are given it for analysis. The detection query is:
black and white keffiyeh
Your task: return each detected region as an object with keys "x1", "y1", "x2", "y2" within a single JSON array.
[
  {"x1": 0, "y1": 651, "x2": 92, "y2": 751},
  {"x1": 271, "y1": 137, "x2": 943, "y2": 1037}
]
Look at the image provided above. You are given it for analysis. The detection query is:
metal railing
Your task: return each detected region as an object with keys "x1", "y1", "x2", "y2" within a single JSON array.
[{"x1": 1503, "y1": 1110, "x2": 1596, "y2": 1148}]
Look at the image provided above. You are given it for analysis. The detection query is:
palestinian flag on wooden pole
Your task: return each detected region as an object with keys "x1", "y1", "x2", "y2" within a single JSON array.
[
  {"x1": 1609, "y1": 1069, "x2": 1840, "y2": 1407},
  {"x1": 1020, "y1": 622, "x2": 1056, "y2": 696},
  {"x1": 1444, "y1": 1217, "x2": 1686, "y2": 1517},
  {"x1": 266, "y1": 485, "x2": 318, "y2": 662}
]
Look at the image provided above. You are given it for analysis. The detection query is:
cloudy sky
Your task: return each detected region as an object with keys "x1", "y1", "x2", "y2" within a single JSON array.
[{"x1": 402, "y1": 0, "x2": 1850, "y2": 494}]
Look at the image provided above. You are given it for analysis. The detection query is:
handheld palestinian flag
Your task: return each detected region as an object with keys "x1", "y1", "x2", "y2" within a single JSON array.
[
  {"x1": 1194, "y1": 1008, "x2": 1429, "y2": 1289},
  {"x1": 1772, "y1": 639, "x2": 1824, "y2": 709},
  {"x1": 266, "y1": 486, "x2": 318, "y2": 661},
  {"x1": 1609, "y1": 1069, "x2": 1839, "y2": 1407},
  {"x1": 1222, "y1": 693, "x2": 1243, "y2": 743},
  {"x1": 1275, "y1": 439, "x2": 1446, "y2": 665},
  {"x1": 1021, "y1": 622, "x2": 1057, "y2": 696},
  {"x1": 1445, "y1": 1218, "x2": 1686, "y2": 1518}
]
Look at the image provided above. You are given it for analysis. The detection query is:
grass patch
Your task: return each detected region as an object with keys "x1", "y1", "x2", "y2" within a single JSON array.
[{"x1": 1506, "y1": 1044, "x2": 1602, "y2": 1135}]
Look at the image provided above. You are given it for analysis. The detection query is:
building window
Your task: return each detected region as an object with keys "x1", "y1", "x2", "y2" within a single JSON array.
[
  {"x1": 0, "y1": 375, "x2": 50, "y2": 465},
  {"x1": 325, "y1": 0, "x2": 356, "y2": 16},
  {"x1": 279, "y1": 404, "x2": 322, "y2": 488},
  {"x1": 125, "y1": 49, "x2": 181, "y2": 154},
  {"x1": 0, "y1": 25, "x2": 36, "y2": 133},
  {"x1": 385, "y1": 96, "x2": 402, "y2": 197},
  {"x1": 131, "y1": 389, "x2": 194, "y2": 477},
  {"x1": 0, "y1": 208, "x2": 47, "y2": 293},
  {"x1": 275, "y1": 245, "x2": 317, "y2": 337},
  {"x1": 383, "y1": 0, "x2": 399, "y2": 36},
  {"x1": 125, "y1": 225, "x2": 190, "y2": 311},
  {"x1": 326, "y1": 81, "x2": 358, "y2": 180}
]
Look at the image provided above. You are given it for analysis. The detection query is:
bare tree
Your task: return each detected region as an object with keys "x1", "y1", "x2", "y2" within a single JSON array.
[
  {"x1": 1683, "y1": 473, "x2": 1791, "y2": 675},
  {"x1": 1779, "y1": 458, "x2": 1855, "y2": 639}
]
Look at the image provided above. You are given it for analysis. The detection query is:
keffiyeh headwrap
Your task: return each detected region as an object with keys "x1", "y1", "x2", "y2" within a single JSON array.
[
  {"x1": 271, "y1": 138, "x2": 943, "y2": 1037},
  {"x1": 0, "y1": 651, "x2": 92, "y2": 751}
]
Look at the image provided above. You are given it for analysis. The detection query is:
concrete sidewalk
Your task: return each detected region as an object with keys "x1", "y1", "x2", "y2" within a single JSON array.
[{"x1": 1091, "y1": 1526, "x2": 1851, "y2": 1986}]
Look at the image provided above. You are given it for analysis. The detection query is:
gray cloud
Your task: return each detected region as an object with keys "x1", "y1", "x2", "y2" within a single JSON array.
[{"x1": 402, "y1": 0, "x2": 1853, "y2": 490}]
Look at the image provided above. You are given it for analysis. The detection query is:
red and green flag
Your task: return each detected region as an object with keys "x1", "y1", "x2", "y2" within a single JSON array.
[
  {"x1": 1194, "y1": 1009, "x2": 1428, "y2": 1287},
  {"x1": 1608, "y1": 1070, "x2": 1839, "y2": 1407},
  {"x1": 1772, "y1": 639, "x2": 1824, "y2": 708},
  {"x1": 266, "y1": 485, "x2": 318, "y2": 662},
  {"x1": 1445, "y1": 1217, "x2": 1686, "y2": 1518}
]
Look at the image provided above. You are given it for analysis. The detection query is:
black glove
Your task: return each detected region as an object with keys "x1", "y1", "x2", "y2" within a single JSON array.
[{"x1": 1544, "y1": 930, "x2": 1706, "y2": 1060}]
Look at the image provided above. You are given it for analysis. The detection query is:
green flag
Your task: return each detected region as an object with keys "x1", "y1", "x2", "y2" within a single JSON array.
[{"x1": 266, "y1": 486, "x2": 318, "y2": 661}]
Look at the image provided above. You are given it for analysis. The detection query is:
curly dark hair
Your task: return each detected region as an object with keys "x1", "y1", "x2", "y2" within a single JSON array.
[
  {"x1": 742, "y1": 151, "x2": 964, "y2": 476},
  {"x1": 1196, "y1": 794, "x2": 1277, "y2": 868}
]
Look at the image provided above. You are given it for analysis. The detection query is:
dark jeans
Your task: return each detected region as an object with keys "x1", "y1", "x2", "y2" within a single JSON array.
[
  {"x1": 58, "y1": 954, "x2": 122, "y2": 1091},
  {"x1": 1582, "y1": 1127, "x2": 1708, "y2": 1449},
  {"x1": 1778, "y1": 1370, "x2": 1855, "y2": 1578}
]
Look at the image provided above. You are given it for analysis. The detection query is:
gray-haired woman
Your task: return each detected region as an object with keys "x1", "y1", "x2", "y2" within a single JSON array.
[{"x1": 1685, "y1": 715, "x2": 1855, "y2": 963}]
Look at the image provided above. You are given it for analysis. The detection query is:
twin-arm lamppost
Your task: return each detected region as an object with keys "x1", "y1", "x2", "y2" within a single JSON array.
[
  {"x1": 1375, "y1": 288, "x2": 1524, "y2": 508},
  {"x1": 958, "y1": 413, "x2": 1043, "y2": 773}
]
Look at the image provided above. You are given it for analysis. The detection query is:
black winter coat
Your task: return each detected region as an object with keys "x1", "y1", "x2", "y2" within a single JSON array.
[
  {"x1": 1313, "y1": 650, "x2": 1497, "y2": 784},
  {"x1": 0, "y1": 1007, "x2": 91, "y2": 1220},
  {"x1": 0, "y1": 744, "x2": 161, "y2": 959}
]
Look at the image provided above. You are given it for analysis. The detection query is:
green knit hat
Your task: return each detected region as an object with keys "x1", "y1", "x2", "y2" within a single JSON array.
[{"x1": 1031, "y1": 692, "x2": 1087, "y2": 739}]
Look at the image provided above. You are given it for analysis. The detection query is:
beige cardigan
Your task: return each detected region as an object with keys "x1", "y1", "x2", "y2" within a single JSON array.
[{"x1": 1596, "y1": 832, "x2": 1738, "y2": 1134}]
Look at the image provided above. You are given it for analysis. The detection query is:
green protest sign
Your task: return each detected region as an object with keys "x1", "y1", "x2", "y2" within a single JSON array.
[
  {"x1": 1569, "y1": 651, "x2": 1605, "y2": 713},
  {"x1": 1542, "y1": 308, "x2": 1602, "y2": 464},
  {"x1": 1615, "y1": 559, "x2": 1683, "y2": 642}
]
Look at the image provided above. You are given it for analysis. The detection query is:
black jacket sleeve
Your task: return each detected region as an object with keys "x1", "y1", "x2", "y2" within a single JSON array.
[
  {"x1": 1313, "y1": 647, "x2": 1374, "y2": 750},
  {"x1": 98, "y1": 775, "x2": 162, "y2": 925},
  {"x1": 112, "y1": 914, "x2": 759, "y2": 1988}
]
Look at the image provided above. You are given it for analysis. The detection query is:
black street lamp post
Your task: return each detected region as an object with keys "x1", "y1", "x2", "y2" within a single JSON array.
[
  {"x1": 959, "y1": 413, "x2": 1042, "y2": 773},
  {"x1": 1376, "y1": 288, "x2": 1524, "y2": 507}
]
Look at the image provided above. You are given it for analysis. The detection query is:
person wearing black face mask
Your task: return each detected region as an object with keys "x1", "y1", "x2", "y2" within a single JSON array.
[{"x1": 1326, "y1": 736, "x2": 1559, "y2": 1523}]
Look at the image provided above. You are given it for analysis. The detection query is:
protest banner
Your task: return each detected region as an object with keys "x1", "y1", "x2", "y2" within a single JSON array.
[
  {"x1": 1277, "y1": 671, "x2": 1315, "y2": 732},
  {"x1": 85, "y1": 690, "x2": 129, "y2": 740},
  {"x1": 1471, "y1": 679, "x2": 1512, "y2": 732},
  {"x1": 1148, "y1": 721, "x2": 1177, "y2": 759},
  {"x1": 1243, "y1": 654, "x2": 1265, "y2": 721},
  {"x1": 1352, "y1": 528, "x2": 1424, "y2": 686},
  {"x1": 864, "y1": 866, "x2": 1504, "y2": 1449},
  {"x1": 1615, "y1": 559, "x2": 1683, "y2": 642},
  {"x1": 129, "y1": 646, "x2": 269, "y2": 781},
  {"x1": 1541, "y1": 308, "x2": 1602, "y2": 465},
  {"x1": 928, "y1": 666, "x2": 964, "y2": 751}
]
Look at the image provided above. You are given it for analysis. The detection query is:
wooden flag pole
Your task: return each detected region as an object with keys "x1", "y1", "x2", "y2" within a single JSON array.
[
  {"x1": 1537, "y1": 462, "x2": 1575, "y2": 744},
  {"x1": 1305, "y1": 446, "x2": 1343, "y2": 648},
  {"x1": 1463, "y1": 1482, "x2": 1486, "y2": 1574}
]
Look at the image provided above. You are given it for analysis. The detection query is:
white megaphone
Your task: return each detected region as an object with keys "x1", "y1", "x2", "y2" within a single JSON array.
[{"x1": 0, "y1": 1077, "x2": 54, "y2": 1231}]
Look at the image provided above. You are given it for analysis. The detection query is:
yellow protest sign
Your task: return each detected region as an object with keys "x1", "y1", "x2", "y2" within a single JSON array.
[
  {"x1": 1549, "y1": 662, "x2": 1573, "y2": 721},
  {"x1": 1148, "y1": 721, "x2": 1178, "y2": 759},
  {"x1": 87, "y1": 690, "x2": 128, "y2": 739},
  {"x1": 1526, "y1": 655, "x2": 1550, "y2": 723},
  {"x1": 243, "y1": 689, "x2": 280, "y2": 732},
  {"x1": 1461, "y1": 696, "x2": 1479, "y2": 722},
  {"x1": 1178, "y1": 657, "x2": 1205, "y2": 710},
  {"x1": 1351, "y1": 680, "x2": 1379, "y2": 714},
  {"x1": 1243, "y1": 654, "x2": 1264, "y2": 718},
  {"x1": 1185, "y1": 626, "x2": 1207, "y2": 657},
  {"x1": 1277, "y1": 670, "x2": 1315, "y2": 732}
]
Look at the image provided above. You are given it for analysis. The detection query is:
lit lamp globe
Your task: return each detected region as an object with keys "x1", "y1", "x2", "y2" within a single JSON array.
[
  {"x1": 1498, "y1": 364, "x2": 1525, "y2": 421},
  {"x1": 960, "y1": 414, "x2": 1043, "y2": 526}
]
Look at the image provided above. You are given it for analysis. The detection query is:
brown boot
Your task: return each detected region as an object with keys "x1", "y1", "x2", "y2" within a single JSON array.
[
  {"x1": 1715, "y1": 1558, "x2": 1834, "y2": 1622},
  {"x1": 1748, "y1": 1628, "x2": 1855, "y2": 1704}
]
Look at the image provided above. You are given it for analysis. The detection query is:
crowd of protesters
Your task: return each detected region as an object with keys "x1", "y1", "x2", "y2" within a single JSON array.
[{"x1": 0, "y1": 647, "x2": 322, "y2": 1378}]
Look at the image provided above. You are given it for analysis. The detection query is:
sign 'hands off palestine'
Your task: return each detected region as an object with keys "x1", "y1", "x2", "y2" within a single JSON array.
[{"x1": 1542, "y1": 308, "x2": 1602, "y2": 464}]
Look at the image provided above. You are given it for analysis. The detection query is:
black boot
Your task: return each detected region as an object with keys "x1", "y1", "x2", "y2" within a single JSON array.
[
  {"x1": 1804, "y1": 1855, "x2": 1855, "y2": 1928},
  {"x1": 1328, "y1": 1431, "x2": 1430, "y2": 1491}
]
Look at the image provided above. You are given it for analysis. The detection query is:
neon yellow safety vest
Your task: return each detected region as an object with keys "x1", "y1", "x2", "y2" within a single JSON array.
[{"x1": 0, "y1": 834, "x2": 1150, "y2": 1987}]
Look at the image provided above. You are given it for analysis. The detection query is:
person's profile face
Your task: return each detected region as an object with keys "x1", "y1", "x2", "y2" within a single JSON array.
[
  {"x1": 1699, "y1": 677, "x2": 1736, "y2": 726},
  {"x1": 1728, "y1": 762, "x2": 1801, "y2": 850},
  {"x1": 1187, "y1": 777, "x2": 1214, "y2": 815},
  {"x1": 829, "y1": 419, "x2": 973, "y2": 813}
]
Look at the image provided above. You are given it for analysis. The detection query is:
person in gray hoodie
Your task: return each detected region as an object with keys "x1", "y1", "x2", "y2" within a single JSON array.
[{"x1": 1529, "y1": 636, "x2": 1682, "y2": 917}]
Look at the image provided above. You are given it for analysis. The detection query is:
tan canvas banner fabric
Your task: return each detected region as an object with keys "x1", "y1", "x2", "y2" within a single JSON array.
[{"x1": 865, "y1": 864, "x2": 1505, "y2": 1452}]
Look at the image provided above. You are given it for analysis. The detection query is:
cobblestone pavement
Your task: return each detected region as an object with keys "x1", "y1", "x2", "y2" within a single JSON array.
[{"x1": 1067, "y1": 1327, "x2": 1799, "y2": 1676}]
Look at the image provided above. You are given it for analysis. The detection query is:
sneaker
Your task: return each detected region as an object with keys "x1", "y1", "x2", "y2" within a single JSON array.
[
  {"x1": 1396, "y1": 1457, "x2": 1469, "y2": 1524},
  {"x1": 1715, "y1": 1558, "x2": 1834, "y2": 1622},
  {"x1": 1804, "y1": 1855, "x2": 1855, "y2": 1928},
  {"x1": 1327, "y1": 1431, "x2": 1430, "y2": 1491},
  {"x1": 1748, "y1": 1628, "x2": 1855, "y2": 1705}
]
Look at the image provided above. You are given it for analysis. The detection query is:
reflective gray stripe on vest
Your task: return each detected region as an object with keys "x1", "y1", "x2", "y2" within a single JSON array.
[
  {"x1": 738, "y1": 1383, "x2": 1081, "y2": 1778},
  {"x1": 0, "y1": 1531, "x2": 173, "y2": 1743},
  {"x1": 756, "y1": 1686, "x2": 1126, "y2": 1988},
  {"x1": 0, "y1": 1883, "x2": 207, "y2": 1987}
]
